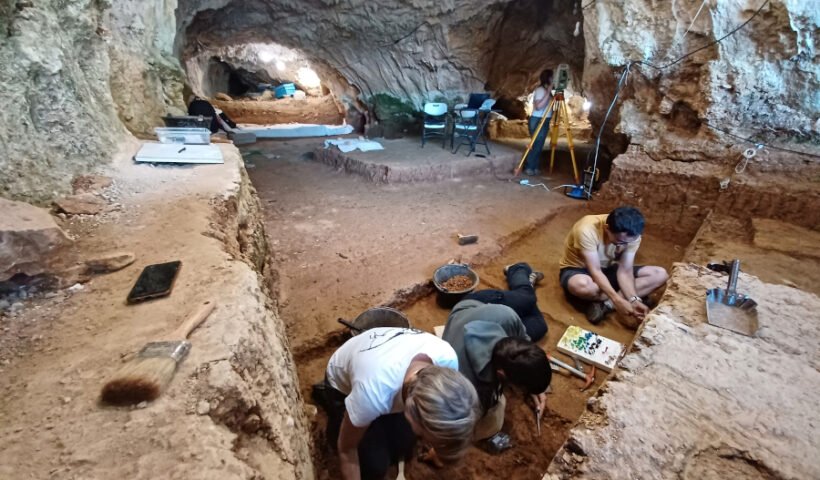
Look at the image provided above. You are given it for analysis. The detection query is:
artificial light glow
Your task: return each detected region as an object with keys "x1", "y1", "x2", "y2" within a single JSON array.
[
  {"x1": 258, "y1": 50, "x2": 275, "y2": 63},
  {"x1": 276, "y1": 60, "x2": 286, "y2": 71},
  {"x1": 583, "y1": 100, "x2": 592, "y2": 111},
  {"x1": 297, "y1": 67, "x2": 321, "y2": 88}
]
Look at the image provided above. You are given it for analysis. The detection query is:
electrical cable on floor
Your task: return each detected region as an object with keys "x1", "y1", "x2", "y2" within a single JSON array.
[{"x1": 515, "y1": 179, "x2": 550, "y2": 191}]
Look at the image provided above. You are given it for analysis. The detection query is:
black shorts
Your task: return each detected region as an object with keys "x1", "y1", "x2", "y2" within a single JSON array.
[{"x1": 559, "y1": 265, "x2": 644, "y2": 296}]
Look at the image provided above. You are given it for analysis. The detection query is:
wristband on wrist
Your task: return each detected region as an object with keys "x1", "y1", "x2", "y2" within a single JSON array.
[{"x1": 628, "y1": 295, "x2": 641, "y2": 304}]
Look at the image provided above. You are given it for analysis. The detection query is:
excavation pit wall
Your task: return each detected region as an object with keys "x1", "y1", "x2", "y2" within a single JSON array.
[
  {"x1": 598, "y1": 146, "x2": 820, "y2": 237},
  {"x1": 312, "y1": 138, "x2": 521, "y2": 184},
  {"x1": 0, "y1": 143, "x2": 312, "y2": 479},
  {"x1": 545, "y1": 262, "x2": 820, "y2": 479},
  {"x1": 541, "y1": 146, "x2": 820, "y2": 478},
  {"x1": 240, "y1": 137, "x2": 816, "y2": 478}
]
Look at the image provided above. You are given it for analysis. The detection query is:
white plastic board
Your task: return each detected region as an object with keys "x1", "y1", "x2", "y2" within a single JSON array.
[
  {"x1": 241, "y1": 123, "x2": 354, "y2": 139},
  {"x1": 134, "y1": 143, "x2": 224, "y2": 164},
  {"x1": 556, "y1": 325, "x2": 625, "y2": 372}
]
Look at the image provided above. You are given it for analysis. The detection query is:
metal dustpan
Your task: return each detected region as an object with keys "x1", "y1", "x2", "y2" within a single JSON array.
[{"x1": 706, "y1": 259, "x2": 759, "y2": 336}]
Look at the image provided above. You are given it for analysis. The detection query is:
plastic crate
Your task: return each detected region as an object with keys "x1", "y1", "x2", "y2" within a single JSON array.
[
  {"x1": 162, "y1": 115, "x2": 212, "y2": 129},
  {"x1": 155, "y1": 127, "x2": 211, "y2": 145},
  {"x1": 275, "y1": 83, "x2": 296, "y2": 99}
]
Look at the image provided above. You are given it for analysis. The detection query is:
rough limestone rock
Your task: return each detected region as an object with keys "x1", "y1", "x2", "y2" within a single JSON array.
[
  {"x1": 72, "y1": 174, "x2": 113, "y2": 194},
  {"x1": 53, "y1": 193, "x2": 107, "y2": 215},
  {"x1": 0, "y1": 0, "x2": 184, "y2": 201},
  {"x1": 582, "y1": 0, "x2": 819, "y2": 159},
  {"x1": 546, "y1": 263, "x2": 820, "y2": 479},
  {"x1": 0, "y1": 198, "x2": 71, "y2": 281},
  {"x1": 0, "y1": 1, "x2": 124, "y2": 201},
  {"x1": 186, "y1": 43, "x2": 321, "y2": 98},
  {"x1": 84, "y1": 251, "x2": 136, "y2": 274},
  {"x1": 177, "y1": 0, "x2": 586, "y2": 120},
  {"x1": 107, "y1": 0, "x2": 186, "y2": 137}
]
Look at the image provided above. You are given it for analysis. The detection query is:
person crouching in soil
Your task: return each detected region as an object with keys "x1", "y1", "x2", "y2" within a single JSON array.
[
  {"x1": 442, "y1": 297, "x2": 551, "y2": 441},
  {"x1": 460, "y1": 262, "x2": 548, "y2": 342},
  {"x1": 315, "y1": 327, "x2": 479, "y2": 480},
  {"x1": 558, "y1": 205, "x2": 669, "y2": 327}
]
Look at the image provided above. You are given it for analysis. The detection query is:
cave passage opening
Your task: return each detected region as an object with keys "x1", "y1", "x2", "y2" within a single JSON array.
[{"x1": 184, "y1": 41, "x2": 347, "y2": 126}]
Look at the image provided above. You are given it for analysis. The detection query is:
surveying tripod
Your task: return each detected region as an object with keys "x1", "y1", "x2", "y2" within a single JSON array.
[{"x1": 514, "y1": 91, "x2": 579, "y2": 184}]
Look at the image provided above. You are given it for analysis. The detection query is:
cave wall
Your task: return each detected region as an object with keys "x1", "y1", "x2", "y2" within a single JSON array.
[
  {"x1": 0, "y1": 0, "x2": 123, "y2": 201},
  {"x1": 176, "y1": 0, "x2": 586, "y2": 125},
  {"x1": 583, "y1": 0, "x2": 819, "y2": 230},
  {"x1": 2, "y1": 0, "x2": 814, "y2": 199},
  {"x1": 582, "y1": 0, "x2": 819, "y2": 160},
  {"x1": 0, "y1": 0, "x2": 185, "y2": 202},
  {"x1": 187, "y1": 54, "x2": 232, "y2": 97},
  {"x1": 107, "y1": 0, "x2": 186, "y2": 136}
]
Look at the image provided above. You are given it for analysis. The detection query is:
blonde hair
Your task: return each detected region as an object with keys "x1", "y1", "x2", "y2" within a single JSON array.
[{"x1": 405, "y1": 366, "x2": 479, "y2": 462}]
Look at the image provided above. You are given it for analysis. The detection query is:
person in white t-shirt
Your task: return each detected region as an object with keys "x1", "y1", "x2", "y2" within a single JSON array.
[
  {"x1": 318, "y1": 327, "x2": 479, "y2": 480},
  {"x1": 523, "y1": 69, "x2": 554, "y2": 176}
]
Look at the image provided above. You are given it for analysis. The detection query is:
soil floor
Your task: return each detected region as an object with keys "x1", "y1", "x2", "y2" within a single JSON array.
[
  {"x1": 0, "y1": 142, "x2": 314, "y2": 479},
  {"x1": 244, "y1": 137, "x2": 687, "y2": 479},
  {"x1": 684, "y1": 213, "x2": 820, "y2": 297},
  {"x1": 213, "y1": 95, "x2": 344, "y2": 125},
  {"x1": 3, "y1": 132, "x2": 816, "y2": 479}
]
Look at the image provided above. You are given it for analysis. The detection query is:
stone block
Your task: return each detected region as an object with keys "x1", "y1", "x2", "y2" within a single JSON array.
[
  {"x1": 72, "y1": 175, "x2": 113, "y2": 194},
  {"x1": 84, "y1": 251, "x2": 137, "y2": 274},
  {"x1": 0, "y1": 198, "x2": 72, "y2": 281},
  {"x1": 53, "y1": 193, "x2": 107, "y2": 215}
]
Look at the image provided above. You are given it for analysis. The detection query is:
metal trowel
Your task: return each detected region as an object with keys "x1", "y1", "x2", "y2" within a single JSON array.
[{"x1": 705, "y1": 259, "x2": 759, "y2": 336}]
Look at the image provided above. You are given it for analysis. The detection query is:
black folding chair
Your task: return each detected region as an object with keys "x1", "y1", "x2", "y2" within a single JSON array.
[{"x1": 452, "y1": 99, "x2": 496, "y2": 156}]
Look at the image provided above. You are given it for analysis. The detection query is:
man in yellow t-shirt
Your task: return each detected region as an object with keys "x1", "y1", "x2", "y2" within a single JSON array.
[{"x1": 558, "y1": 206, "x2": 669, "y2": 325}]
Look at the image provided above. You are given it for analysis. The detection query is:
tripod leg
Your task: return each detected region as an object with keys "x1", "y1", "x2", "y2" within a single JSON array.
[
  {"x1": 514, "y1": 99, "x2": 554, "y2": 175},
  {"x1": 548, "y1": 103, "x2": 561, "y2": 174},
  {"x1": 561, "y1": 101, "x2": 580, "y2": 184}
]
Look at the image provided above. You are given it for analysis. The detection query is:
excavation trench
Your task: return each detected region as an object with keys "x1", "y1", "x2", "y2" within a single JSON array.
[
  {"x1": 289, "y1": 213, "x2": 687, "y2": 480},
  {"x1": 243, "y1": 138, "x2": 695, "y2": 479}
]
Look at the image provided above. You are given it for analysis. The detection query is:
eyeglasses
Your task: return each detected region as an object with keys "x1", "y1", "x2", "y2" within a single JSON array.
[{"x1": 613, "y1": 236, "x2": 641, "y2": 246}]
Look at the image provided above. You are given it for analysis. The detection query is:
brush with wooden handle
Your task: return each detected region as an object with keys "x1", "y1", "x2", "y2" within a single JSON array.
[{"x1": 101, "y1": 300, "x2": 216, "y2": 405}]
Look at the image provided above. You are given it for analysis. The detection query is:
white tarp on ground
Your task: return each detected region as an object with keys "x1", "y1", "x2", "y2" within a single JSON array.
[
  {"x1": 240, "y1": 123, "x2": 354, "y2": 138},
  {"x1": 134, "y1": 143, "x2": 224, "y2": 164},
  {"x1": 323, "y1": 137, "x2": 384, "y2": 153}
]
